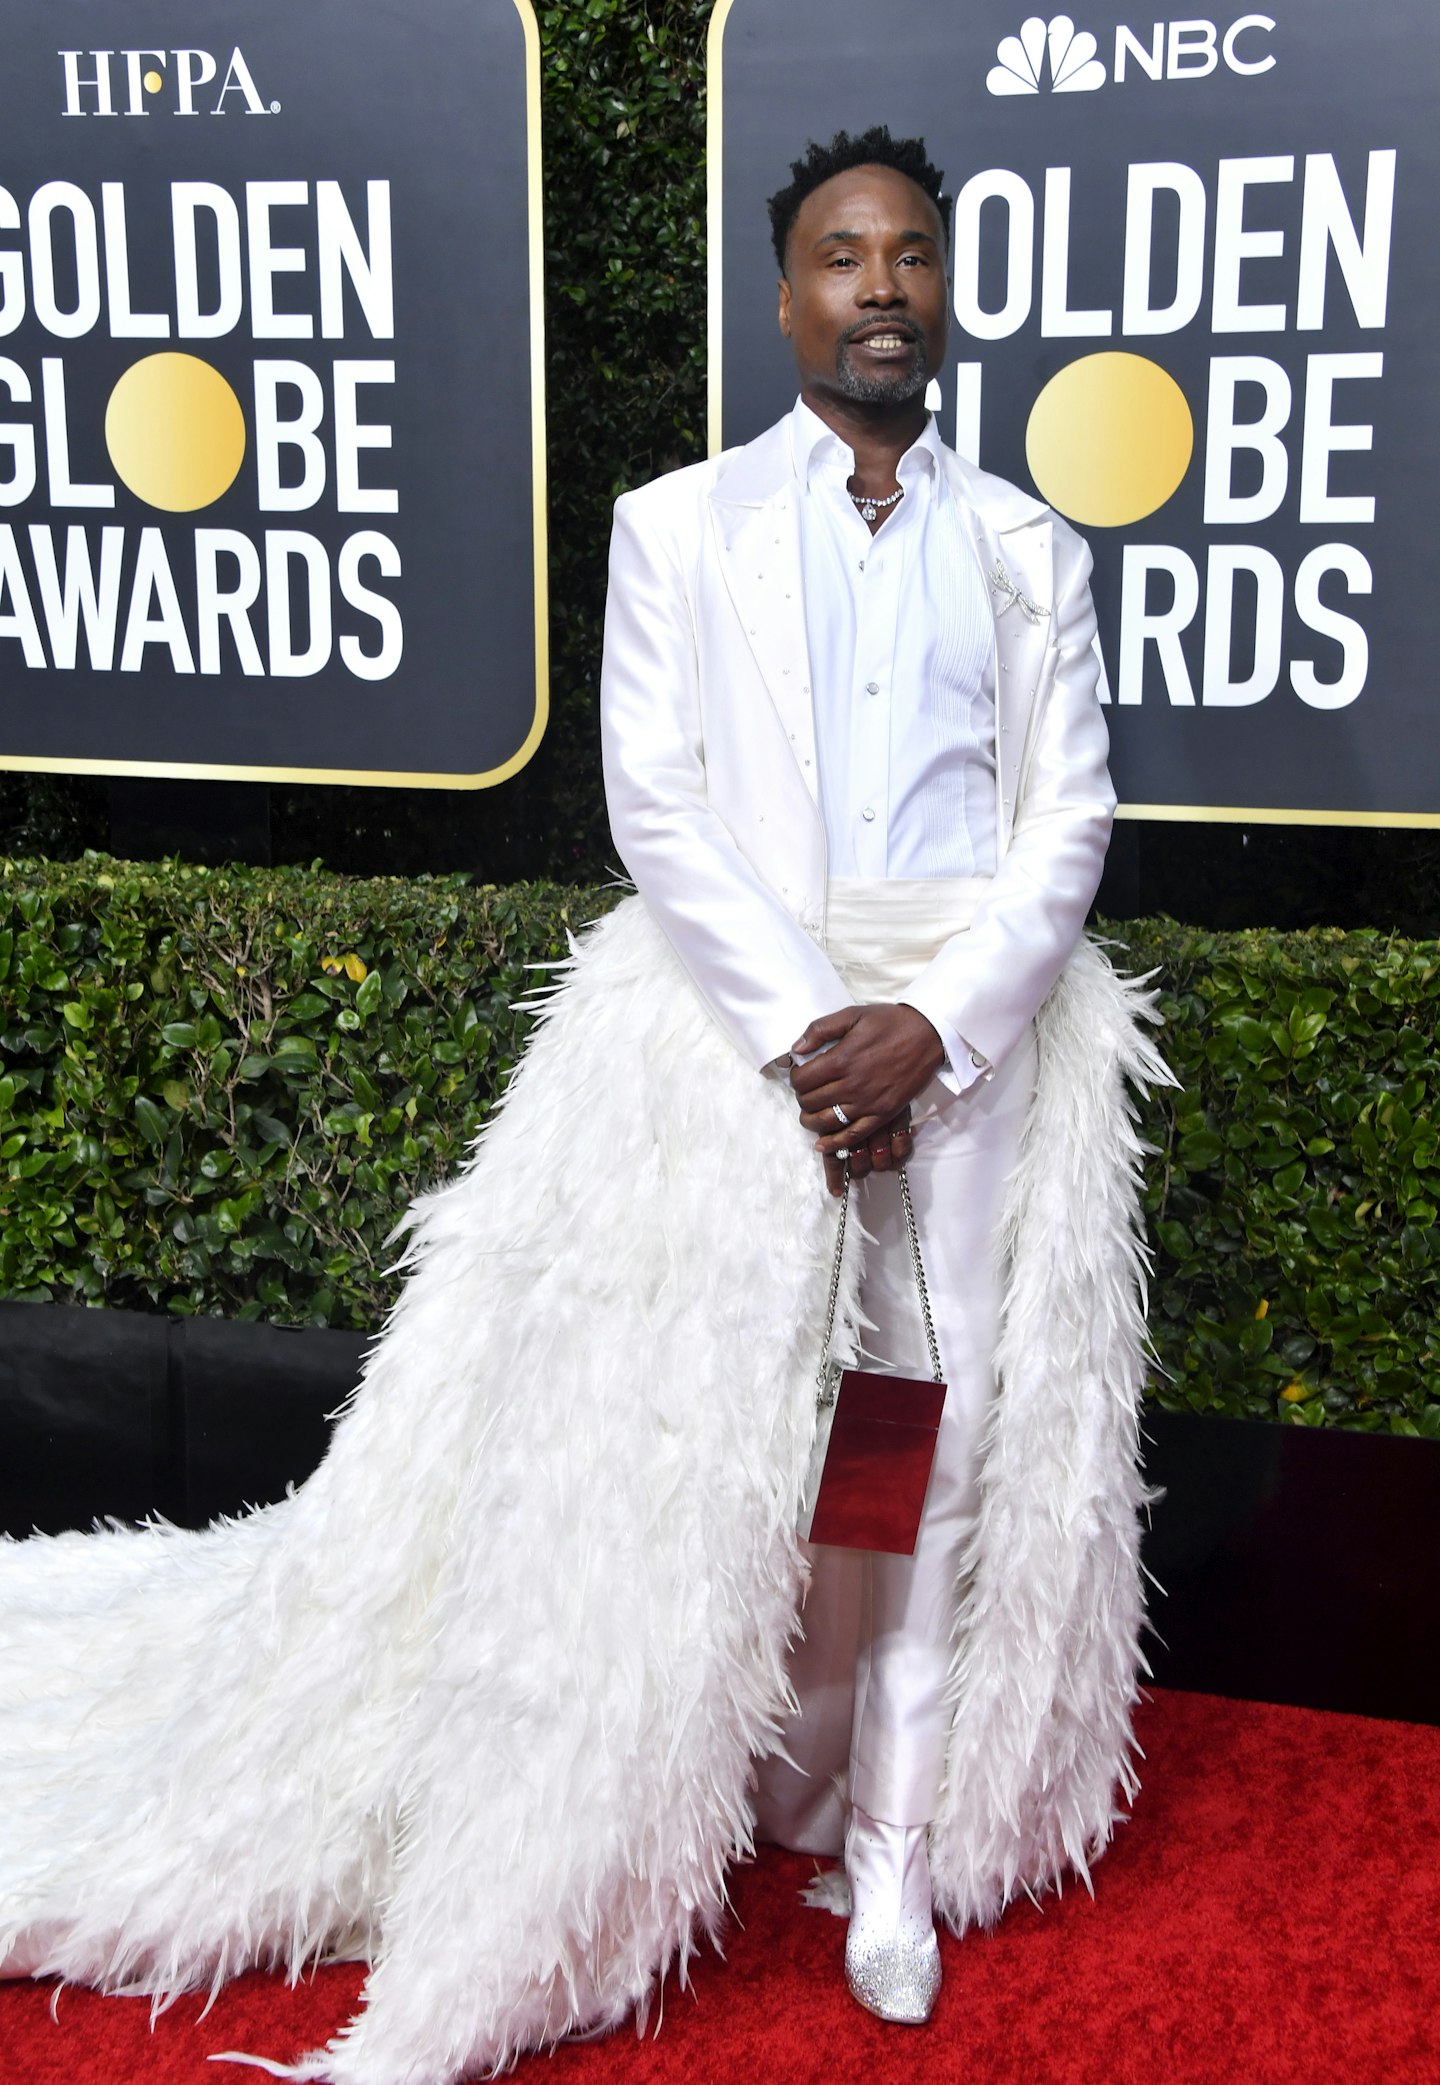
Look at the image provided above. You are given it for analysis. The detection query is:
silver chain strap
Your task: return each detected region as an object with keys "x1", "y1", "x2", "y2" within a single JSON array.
[
  {"x1": 815, "y1": 1159, "x2": 853, "y2": 1405},
  {"x1": 815, "y1": 1159, "x2": 943, "y2": 1407},
  {"x1": 898, "y1": 1166, "x2": 943, "y2": 1382}
]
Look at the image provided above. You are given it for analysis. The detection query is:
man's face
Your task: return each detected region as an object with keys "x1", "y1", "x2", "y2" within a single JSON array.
[{"x1": 778, "y1": 163, "x2": 949, "y2": 412}]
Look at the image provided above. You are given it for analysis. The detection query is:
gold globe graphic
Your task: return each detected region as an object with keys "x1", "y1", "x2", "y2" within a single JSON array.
[
  {"x1": 105, "y1": 353, "x2": 246, "y2": 513},
  {"x1": 1025, "y1": 352, "x2": 1193, "y2": 528}
]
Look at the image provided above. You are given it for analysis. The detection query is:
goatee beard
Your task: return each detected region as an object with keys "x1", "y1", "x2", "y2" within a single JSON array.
[{"x1": 833, "y1": 341, "x2": 930, "y2": 407}]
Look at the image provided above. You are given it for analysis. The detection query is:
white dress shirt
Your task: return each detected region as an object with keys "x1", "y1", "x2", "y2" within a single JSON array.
[
  {"x1": 790, "y1": 397, "x2": 997, "y2": 1092},
  {"x1": 791, "y1": 397, "x2": 998, "y2": 881}
]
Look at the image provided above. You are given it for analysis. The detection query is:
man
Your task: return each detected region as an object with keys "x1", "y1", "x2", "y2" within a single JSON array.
[
  {"x1": 602, "y1": 127, "x2": 1118, "y2": 2023},
  {"x1": 0, "y1": 130, "x2": 1157, "y2": 2082}
]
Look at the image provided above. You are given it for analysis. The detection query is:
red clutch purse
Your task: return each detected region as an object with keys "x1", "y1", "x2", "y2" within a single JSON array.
[{"x1": 797, "y1": 1163, "x2": 947, "y2": 1557}]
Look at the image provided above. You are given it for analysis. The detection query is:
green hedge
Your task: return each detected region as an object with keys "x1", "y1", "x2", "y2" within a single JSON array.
[
  {"x1": 1125, "y1": 919, "x2": 1440, "y2": 1439},
  {"x1": 2, "y1": 858, "x2": 1437, "y2": 1438},
  {"x1": 0, "y1": 858, "x2": 616, "y2": 1329}
]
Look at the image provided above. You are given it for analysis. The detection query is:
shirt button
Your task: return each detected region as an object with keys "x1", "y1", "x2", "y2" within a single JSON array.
[
  {"x1": 865, "y1": 680, "x2": 879, "y2": 695},
  {"x1": 862, "y1": 806, "x2": 876, "y2": 822}
]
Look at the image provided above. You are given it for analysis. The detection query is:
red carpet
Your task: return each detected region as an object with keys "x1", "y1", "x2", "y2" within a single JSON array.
[{"x1": 4, "y1": 1690, "x2": 1438, "y2": 2085}]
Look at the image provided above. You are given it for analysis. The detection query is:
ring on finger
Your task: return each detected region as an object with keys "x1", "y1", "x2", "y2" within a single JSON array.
[{"x1": 831, "y1": 1103, "x2": 850, "y2": 1127}]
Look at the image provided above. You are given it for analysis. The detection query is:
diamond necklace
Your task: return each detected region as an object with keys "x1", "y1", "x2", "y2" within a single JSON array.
[{"x1": 849, "y1": 485, "x2": 904, "y2": 525}]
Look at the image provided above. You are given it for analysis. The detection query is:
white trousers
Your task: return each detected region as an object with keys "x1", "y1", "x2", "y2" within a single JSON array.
[{"x1": 754, "y1": 879, "x2": 1036, "y2": 1845}]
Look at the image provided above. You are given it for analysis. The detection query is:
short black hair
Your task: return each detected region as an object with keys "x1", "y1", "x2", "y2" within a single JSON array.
[{"x1": 766, "y1": 126, "x2": 952, "y2": 275}]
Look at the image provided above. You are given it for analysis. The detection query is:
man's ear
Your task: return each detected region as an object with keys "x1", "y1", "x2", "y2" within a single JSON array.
[{"x1": 777, "y1": 275, "x2": 791, "y2": 338}]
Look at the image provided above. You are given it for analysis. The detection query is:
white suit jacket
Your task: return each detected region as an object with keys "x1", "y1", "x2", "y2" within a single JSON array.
[{"x1": 600, "y1": 412, "x2": 1116, "y2": 1080}]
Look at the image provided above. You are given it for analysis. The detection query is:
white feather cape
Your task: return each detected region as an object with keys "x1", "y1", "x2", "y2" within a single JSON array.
[{"x1": 0, "y1": 895, "x2": 1168, "y2": 2081}]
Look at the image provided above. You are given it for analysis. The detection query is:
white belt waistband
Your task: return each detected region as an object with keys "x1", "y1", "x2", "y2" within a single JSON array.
[{"x1": 824, "y1": 876, "x2": 990, "y2": 1000}]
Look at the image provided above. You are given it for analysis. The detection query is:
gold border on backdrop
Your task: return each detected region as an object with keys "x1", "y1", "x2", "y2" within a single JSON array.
[
  {"x1": 1117, "y1": 804, "x2": 1440, "y2": 828},
  {"x1": 704, "y1": 0, "x2": 1440, "y2": 831},
  {"x1": 0, "y1": 0, "x2": 549, "y2": 793},
  {"x1": 706, "y1": 0, "x2": 736, "y2": 460}
]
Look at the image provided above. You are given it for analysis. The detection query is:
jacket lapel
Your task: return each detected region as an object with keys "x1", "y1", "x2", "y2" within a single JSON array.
[
  {"x1": 942, "y1": 451, "x2": 1055, "y2": 856},
  {"x1": 708, "y1": 419, "x2": 1063, "y2": 845},
  {"x1": 709, "y1": 422, "x2": 821, "y2": 807}
]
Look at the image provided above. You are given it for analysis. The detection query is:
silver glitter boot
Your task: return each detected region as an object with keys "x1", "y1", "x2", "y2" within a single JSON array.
[{"x1": 842, "y1": 1805, "x2": 942, "y2": 2025}]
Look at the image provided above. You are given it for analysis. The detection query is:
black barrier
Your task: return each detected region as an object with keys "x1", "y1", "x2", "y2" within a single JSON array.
[
  {"x1": 3, "y1": 1302, "x2": 1437, "y2": 1725},
  {"x1": 0, "y1": 0, "x2": 545, "y2": 790},
  {"x1": 0, "y1": 1303, "x2": 364, "y2": 1532},
  {"x1": 710, "y1": 0, "x2": 1440, "y2": 827}
]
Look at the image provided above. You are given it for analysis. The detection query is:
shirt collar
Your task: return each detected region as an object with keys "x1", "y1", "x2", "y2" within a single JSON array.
[{"x1": 789, "y1": 395, "x2": 944, "y2": 495}]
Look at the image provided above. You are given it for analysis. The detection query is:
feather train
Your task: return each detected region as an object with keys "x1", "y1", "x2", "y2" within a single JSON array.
[{"x1": 0, "y1": 897, "x2": 1168, "y2": 2080}]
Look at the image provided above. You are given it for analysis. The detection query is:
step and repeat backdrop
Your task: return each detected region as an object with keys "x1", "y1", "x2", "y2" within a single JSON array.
[
  {"x1": 710, "y1": 0, "x2": 1439, "y2": 825},
  {"x1": 0, "y1": 0, "x2": 545, "y2": 788}
]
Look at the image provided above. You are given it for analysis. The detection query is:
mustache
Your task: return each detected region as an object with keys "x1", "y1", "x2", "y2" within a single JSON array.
[{"x1": 837, "y1": 316, "x2": 923, "y2": 349}]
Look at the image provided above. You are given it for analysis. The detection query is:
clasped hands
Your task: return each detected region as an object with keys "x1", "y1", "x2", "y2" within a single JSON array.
[{"x1": 789, "y1": 1003, "x2": 945, "y2": 1197}]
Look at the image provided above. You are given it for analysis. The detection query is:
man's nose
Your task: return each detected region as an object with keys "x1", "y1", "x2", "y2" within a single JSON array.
[{"x1": 856, "y1": 270, "x2": 906, "y2": 306}]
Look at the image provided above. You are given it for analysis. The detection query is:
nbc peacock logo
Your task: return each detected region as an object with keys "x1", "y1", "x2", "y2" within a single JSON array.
[{"x1": 987, "y1": 15, "x2": 1107, "y2": 94}]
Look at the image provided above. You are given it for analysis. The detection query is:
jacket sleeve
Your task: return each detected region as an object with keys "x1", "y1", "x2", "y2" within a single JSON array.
[
  {"x1": 898, "y1": 521, "x2": 1115, "y2": 1075},
  {"x1": 599, "y1": 486, "x2": 855, "y2": 1070}
]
